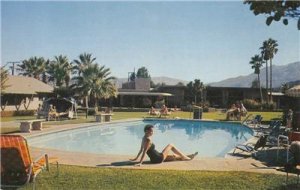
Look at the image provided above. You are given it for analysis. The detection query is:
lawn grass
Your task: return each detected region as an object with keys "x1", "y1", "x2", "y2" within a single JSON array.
[
  {"x1": 1, "y1": 111, "x2": 282, "y2": 134},
  {"x1": 3, "y1": 111, "x2": 296, "y2": 189},
  {"x1": 21, "y1": 165, "x2": 298, "y2": 190}
]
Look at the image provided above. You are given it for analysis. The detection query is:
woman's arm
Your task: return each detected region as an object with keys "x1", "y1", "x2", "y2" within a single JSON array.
[
  {"x1": 135, "y1": 138, "x2": 151, "y2": 166},
  {"x1": 130, "y1": 139, "x2": 144, "y2": 161}
]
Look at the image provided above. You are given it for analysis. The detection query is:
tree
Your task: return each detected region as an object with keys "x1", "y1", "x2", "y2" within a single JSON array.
[
  {"x1": 186, "y1": 79, "x2": 205, "y2": 105},
  {"x1": 251, "y1": 78, "x2": 260, "y2": 88},
  {"x1": 260, "y1": 41, "x2": 269, "y2": 104},
  {"x1": 249, "y1": 54, "x2": 264, "y2": 103},
  {"x1": 260, "y1": 38, "x2": 278, "y2": 103},
  {"x1": 176, "y1": 82, "x2": 185, "y2": 86},
  {"x1": 281, "y1": 83, "x2": 289, "y2": 93},
  {"x1": 72, "y1": 63, "x2": 117, "y2": 108},
  {"x1": 0, "y1": 66, "x2": 9, "y2": 93},
  {"x1": 129, "y1": 72, "x2": 136, "y2": 82},
  {"x1": 48, "y1": 55, "x2": 72, "y2": 87},
  {"x1": 17, "y1": 57, "x2": 47, "y2": 80},
  {"x1": 73, "y1": 53, "x2": 97, "y2": 76},
  {"x1": 266, "y1": 38, "x2": 278, "y2": 103},
  {"x1": 136, "y1": 67, "x2": 151, "y2": 78},
  {"x1": 244, "y1": 0, "x2": 300, "y2": 30}
]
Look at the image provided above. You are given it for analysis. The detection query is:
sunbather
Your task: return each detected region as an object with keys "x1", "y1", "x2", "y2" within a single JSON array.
[
  {"x1": 160, "y1": 105, "x2": 170, "y2": 115},
  {"x1": 226, "y1": 104, "x2": 240, "y2": 120},
  {"x1": 149, "y1": 106, "x2": 159, "y2": 116},
  {"x1": 130, "y1": 125, "x2": 198, "y2": 166},
  {"x1": 48, "y1": 105, "x2": 58, "y2": 120}
]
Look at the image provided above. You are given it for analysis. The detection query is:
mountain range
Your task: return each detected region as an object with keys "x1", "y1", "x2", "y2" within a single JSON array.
[
  {"x1": 116, "y1": 61, "x2": 299, "y2": 88},
  {"x1": 209, "y1": 61, "x2": 300, "y2": 88}
]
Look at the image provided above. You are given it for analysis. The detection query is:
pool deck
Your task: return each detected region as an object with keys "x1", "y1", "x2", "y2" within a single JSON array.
[{"x1": 3, "y1": 119, "x2": 292, "y2": 175}]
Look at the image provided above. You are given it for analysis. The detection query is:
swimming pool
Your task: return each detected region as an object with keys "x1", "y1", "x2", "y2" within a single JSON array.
[{"x1": 28, "y1": 120, "x2": 253, "y2": 158}]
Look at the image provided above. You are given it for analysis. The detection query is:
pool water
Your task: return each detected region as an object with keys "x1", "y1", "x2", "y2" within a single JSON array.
[{"x1": 28, "y1": 120, "x2": 253, "y2": 157}]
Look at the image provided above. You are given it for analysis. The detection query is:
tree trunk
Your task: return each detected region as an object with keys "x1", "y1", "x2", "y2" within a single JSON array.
[
  {"x1": 1, "y1": 100, "x2": 8, "y2": 111},
  {"x1": 270, "y1": 58, "x2": 273, "y2": 103},
  {"x1": 265, "y1": 61, "x2": 269, "y2": 104},
  {"x1": 258, "y1": 73, "x2": 263, "y2": 103},
  {"x1": 85, "y1": 96, "x2": 89, "y2": 108},
  {"x1": 23, "y1": 96, "x2": 33, "y2": 110},
  {"x1": 94, "y1": 97, "x2": 98, "y2": 112}
]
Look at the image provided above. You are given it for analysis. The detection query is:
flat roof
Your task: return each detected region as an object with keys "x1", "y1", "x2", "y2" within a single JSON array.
[{"x1": 118, "y1": 91, "x2": 173, "y2": 96}]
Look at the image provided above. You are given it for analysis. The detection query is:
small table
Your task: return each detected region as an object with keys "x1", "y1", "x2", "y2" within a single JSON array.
[
  {"x1": 20, "y1": 119, "x2": 44, "y2": 132},
  {"x1": 95, "y1": 113, "x2": 114, "y2": 122}
]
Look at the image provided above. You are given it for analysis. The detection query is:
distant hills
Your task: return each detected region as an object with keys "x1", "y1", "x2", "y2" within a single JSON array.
[
  {"x1": 209, "y1": 61, "x2": 300, "y2": 88},
  {"x1": 115, "y1": 62, "x2": 300, "y2": 89}
]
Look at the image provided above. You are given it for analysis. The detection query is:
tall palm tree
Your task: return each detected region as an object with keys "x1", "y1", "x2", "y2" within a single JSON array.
[
  {"x1": 42, "y1": 59, "x2": 50, "y2": 84},
  {"x1": 17, "y1": 57, "x2": 47, "y2": 80},
  {"x1": 249, "y1": 54, "x2": 264, "y2": 103},
  {"x1": 260, "y1": 38, "x2": 278, "y2": 103},
  {"x1": 48, "y1": 55, "x2": 72, "y2": 87},
  {"x1": 266, "y1": 38, "x2": 278, "y2": 102},
  {"x1": 72, "y1": 63, "x2": 117, "y2": 108},
  {"x1": 72, "y1": 53, "x2": 97, "y2": 76},
  {"x1": 260, "y1": 41, "x2": 269, "y2": 104}
]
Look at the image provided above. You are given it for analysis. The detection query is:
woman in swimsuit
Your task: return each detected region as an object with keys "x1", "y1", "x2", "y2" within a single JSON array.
[{"x1": 130, "y1": 124, "x2": 198, "y2": 166}]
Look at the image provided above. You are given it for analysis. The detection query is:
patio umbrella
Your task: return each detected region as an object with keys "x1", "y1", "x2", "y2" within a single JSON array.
[{"x1": 285, "y1": 85, "x2": 300, "y2": 98}]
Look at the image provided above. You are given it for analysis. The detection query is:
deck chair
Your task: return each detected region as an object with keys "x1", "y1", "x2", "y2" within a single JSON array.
[
  {"x1": 0, "y1": 135, "x2": 59, "y2": 189},
  {"x1": 245, "y1": 115, "x2": 263, "y2": 126},
  {"x1": 233, "y1": 135, "x2": 268, "y2": 155},
  {"x1": 255, "y1": 121, "x2": 282, "y2": 136}
]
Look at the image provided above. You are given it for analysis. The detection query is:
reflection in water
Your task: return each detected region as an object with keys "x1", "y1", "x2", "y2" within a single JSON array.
[{"x1": 141, "y1": 120, "x2": 253, "y2": 142}]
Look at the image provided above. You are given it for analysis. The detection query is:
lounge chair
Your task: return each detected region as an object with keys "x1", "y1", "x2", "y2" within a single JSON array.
[
  {"x1": 0, "y1": 135, "x2": 59, "y2": 189},
  {"x1": 245, "y1": 114, "x2": 263, "y2": 126},
  {"x1": 233, "y1": 135, "x2": 268, "y2": 155},
  {"x1": 255, "y1": 120, "x2": 282, "y2": 137},
  {"x1": 285, "y1": 141, "x2": 300, "y2": 185}
]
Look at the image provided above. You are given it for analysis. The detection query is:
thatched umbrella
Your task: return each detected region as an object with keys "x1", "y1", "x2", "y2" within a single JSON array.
[{"x1": 286, "y1": 85, "x2": 300, "y2": 98}]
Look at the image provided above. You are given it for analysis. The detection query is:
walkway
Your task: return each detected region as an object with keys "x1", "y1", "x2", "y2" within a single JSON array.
[{"x1": 3, "y1": 119, "x2": 291, "y2": 175}]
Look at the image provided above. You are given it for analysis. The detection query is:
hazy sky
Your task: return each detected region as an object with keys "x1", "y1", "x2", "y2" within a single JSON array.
[{"x1": 2, "y1": 1, "x2": 299, "y2": 83}]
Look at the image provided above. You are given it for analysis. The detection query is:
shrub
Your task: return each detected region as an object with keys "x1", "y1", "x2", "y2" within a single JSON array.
[
  {"x1": 242, "y1": 99, "x2": 261, "y2": 110},
  {"x1": 261, "y1": 102, "x2": 276, "y2": 110},
  {"x1": 0, "y1": 110, "x2": 35, "y2": 117},
  {"x1": 242, "y1": 99, "x2": 277, "y2": 111}
]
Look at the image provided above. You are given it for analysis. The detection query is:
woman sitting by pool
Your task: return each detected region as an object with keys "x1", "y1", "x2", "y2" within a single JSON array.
[{"x1": 130, "y1": 125, "x2": 198, "y2": 166}]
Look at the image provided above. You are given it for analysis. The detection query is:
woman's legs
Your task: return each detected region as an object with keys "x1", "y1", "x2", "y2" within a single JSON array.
[{"x1": 161, "y1": 144, "x2": 191, "y2": 161}]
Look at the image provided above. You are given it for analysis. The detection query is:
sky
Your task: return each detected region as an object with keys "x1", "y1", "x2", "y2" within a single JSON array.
[{"x1": 1, "y1": 1, "x2": 299, "y2": 84}]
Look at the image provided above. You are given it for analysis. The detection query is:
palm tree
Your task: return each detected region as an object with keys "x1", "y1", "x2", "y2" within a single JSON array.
[
  {"x1": 72, "y1": 63, "x2": 117, "y2": 108},
  {"x1": 1, "y1": 66, "x2": 9, "y2": 93},
  {"x1": 260, "y1": 41, "x2": 269, "y2": 104},
  {"x1": 186, "y1": 79, "x2": 205, "y2": 105},
  {"x1": 281, "y1": 83, "x2": 289, "y2": 94},
  {"x1": 72, "y1": 53, "x2": 97, "y2": 76},
  {"x1": 17, "y1": 57, "x2": 47, "y2": 80},
  {"x1": 48, "y1": 55, "x2": 72, "y2": 87},
  {"x1": 249, "y1": 54, "x2": 264, "y2": 103},
  {"x1": 260, "y1": 38, "x2": 278, "y2": 103},
  {"x1": 266, "y1": 38, "x2": 278, "y2": 102}
]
